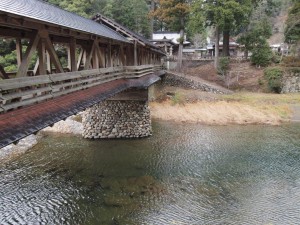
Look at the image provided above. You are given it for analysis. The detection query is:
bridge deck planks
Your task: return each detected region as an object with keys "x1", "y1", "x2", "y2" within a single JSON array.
[{"x1": 0, "y1": 74, "x2": 162, "y2": 149}]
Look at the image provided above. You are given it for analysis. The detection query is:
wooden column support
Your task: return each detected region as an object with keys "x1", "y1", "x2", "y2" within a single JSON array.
[
  {"x1": 16, "y1": 32, "x2": 40, "y2": 77},
  {"x1": 134, "y1": 41, "x2": 138, "y2": 66},
  {"x1": 77, "y1": 48, "x2": 84, "y2": 70},
  {"x1": 84, "y1": 40, "x2": 100, "y2": 70},
  {"x1": 107, "y1": 42, "x2": 112, "y2": 67},
  {"x1": 37, "y1": 39, "x2": 46, "y2": 75},
  {"x1": 0, "y1": 65, "x2": 8, "y2": 79},
  {"x1": 69, "y1": 37, "x2": 77, "y2": 71},
  {"x1": 120, "y1": 44, "x2": 126, "y2": 66},
  {"x1": 44, "y1": 36, "x2": 64, "y2": 73}
]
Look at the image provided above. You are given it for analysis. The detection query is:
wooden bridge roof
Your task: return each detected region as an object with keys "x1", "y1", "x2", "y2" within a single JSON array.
[
  {"x1": 93, "y1": 13, "x2": 165, "y2": 55},
  {"x1": 0, "y1": 0, "x2": 128, "y2": 43}
]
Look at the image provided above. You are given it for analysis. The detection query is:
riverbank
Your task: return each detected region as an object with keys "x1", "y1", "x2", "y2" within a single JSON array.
[
  {"x1": 1, "y1": 90, "x2": 300, "y2": 163},
  {"x1": 151, "y1": 88, "x2": 300, "y2": 125}
]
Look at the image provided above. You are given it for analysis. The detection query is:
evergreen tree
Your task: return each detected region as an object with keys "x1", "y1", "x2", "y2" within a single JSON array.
[
  {"x1": 285, "y1": 1, "x2": 300, "y2": 45},
  {"x1": 151, "y1": 0, "x2": 191, "y2": 70},
  {"x1": 250, "y1": 37, "x2": 273, "y2": 67},
  {"x1": 238, "y1": 18, "x2": 272, "y2": 59},
  {"x1": 110, "y1": 0, "x2": 151, "y2": 38}
]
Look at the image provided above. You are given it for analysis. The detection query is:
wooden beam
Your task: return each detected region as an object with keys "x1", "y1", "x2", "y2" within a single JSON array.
[
  {"x1": 134, "y1": 41, "x2": 138, "y2": 66},
  {"x1": 16, "y1": 32, "x2": 40, "y2": 77},
  {"x1": 107, "y1": 42, "x2": 112, "y2": 67},
  {"x1": 77, "y1": 48, "x2": 84, "y2": 70},
  {"x1": 44, "y1": 36, "x2": 64, "y2": 73},
  {"x1": 94, "y1": 44, "x2": 105, "y2": 68},
  {"x1": 33, "y1": 58, "x2": 39, "y2": 75},
  {"x1": 37, "y1": 39, "x2": 46, "y2": 75},
  {"x1": 69, "y1": 37, "x2": 77, "y2": 71},
  {"x1": 46, "y1": 51, "x2": 51, "y2": 73},
  {"x1": 84, "y1": 40, "x2": 96, "y2": 70},
  {"x1": 0, "y1": 64, "x2": 8, "y2": 79},
  {"x1": 94, "y1": 42, "x2": 105, "y2": 68},
  {"x1": 92, "y1": 44, "x2": 99, "y2": 69},
  {"x1": 120, "y1": 44, "x2": 126, "y2": 66}
]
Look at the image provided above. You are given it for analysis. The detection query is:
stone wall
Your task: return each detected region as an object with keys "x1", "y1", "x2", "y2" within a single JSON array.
[
  {"x1": 83, "y1": 100, "x2": 151, "y2": 139},
  {"x1": 163, "y1": 72, "x2": 231, "y2": 94},
  {"x1": 281, "y1": 69, "x2": 300, "y2": 93}
]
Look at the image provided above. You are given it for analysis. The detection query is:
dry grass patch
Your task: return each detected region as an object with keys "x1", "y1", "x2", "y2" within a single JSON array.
[{"x1": 151, "y1": 92, "x2": 300, "y2": 125}]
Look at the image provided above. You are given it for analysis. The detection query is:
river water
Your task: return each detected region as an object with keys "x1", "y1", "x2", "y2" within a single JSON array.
[{"x1": 1, "y1": 121, "x2": 300, "y2": 225}]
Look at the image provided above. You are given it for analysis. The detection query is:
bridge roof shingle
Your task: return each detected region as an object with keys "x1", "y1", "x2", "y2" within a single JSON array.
[{"x1": 0, "y1": 0, "x2": 129, "y2": 43}]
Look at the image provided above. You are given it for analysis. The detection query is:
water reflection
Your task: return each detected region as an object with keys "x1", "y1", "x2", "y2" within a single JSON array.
[{"x1": 0, "y1": 121, "x2": 300, "y2": 224}]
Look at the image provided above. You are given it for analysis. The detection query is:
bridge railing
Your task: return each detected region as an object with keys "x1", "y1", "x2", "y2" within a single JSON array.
[{"x1": 0, "y1": 65, "x2": 164, "y2": 113}]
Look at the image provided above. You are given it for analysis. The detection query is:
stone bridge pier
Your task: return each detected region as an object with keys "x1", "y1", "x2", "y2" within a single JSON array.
[{"x1": 82, "y1": 88, "x2": 152, "y2": 139}]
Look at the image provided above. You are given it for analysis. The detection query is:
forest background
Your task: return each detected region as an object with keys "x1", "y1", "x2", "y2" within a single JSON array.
[{"x1": 0, "y1": 0, "x2": 299, "y2": 73}]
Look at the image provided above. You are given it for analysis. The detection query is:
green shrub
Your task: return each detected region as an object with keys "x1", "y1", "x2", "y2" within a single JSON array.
[
  {"x1": 171, "y1": 92, "x2": 185, "y2": 105},
  {"x1": 264, "y1": 67, "x2": 284, "y2": 93}
]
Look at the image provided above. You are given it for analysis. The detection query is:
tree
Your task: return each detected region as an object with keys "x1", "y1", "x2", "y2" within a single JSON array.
[
  {"x1": 194, "y1": 0, "x2": 254, "y2": 68},
  {"x1": 285, "y1": 1, "x2": 300, "y2": 57},
  {"x1": 45, "y1": 0, "x2": 111, "y2": 18},
  {"x1": 187, "y1": 1, "x2": 207, "y2": 48},
  {"x1": 250, "y1": 37, "x2": 273, "y2": 67},
  {"x1": 151, "y1": 0, "x2": 191, "y2": 70},
  {"x1": 238, "y1": 18, "x2": 272, "y2": 59},
  {"x1": 110, "y1": 0, "x2": 151, "y2": 38},
  {"x1": 203, "y1": 0, "x2": 253, "y2": 56}
]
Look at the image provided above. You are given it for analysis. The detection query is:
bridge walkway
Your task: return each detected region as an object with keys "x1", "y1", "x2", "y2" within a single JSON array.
[{"x1": 0, "y1": 72, "x2": 163, "y2": 148}]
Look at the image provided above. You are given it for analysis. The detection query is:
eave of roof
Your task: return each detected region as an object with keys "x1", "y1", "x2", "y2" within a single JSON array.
[{"x1": 0, "y1": 0, "x2": 129, "y2": 43}]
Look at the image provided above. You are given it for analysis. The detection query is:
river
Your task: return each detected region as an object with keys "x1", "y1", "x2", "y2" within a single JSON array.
[{"x1": 0, "y1": 121, "x2": 300, "y2": 225}]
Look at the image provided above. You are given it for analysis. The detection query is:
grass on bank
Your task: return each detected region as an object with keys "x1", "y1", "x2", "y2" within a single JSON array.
[{"x1": 153, "y1": 88, "x2": 300, "y2": 123}]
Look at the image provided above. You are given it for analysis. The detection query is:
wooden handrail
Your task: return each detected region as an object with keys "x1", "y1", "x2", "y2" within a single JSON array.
[{"x1": 0, "y1": 64, "x2": 164, "y2": 112}]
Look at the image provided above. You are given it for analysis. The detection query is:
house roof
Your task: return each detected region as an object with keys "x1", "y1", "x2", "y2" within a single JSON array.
[
  {"x1": 0, "y1": 0, "x2": 128, "y2": 43},
  {"x1": 152, "y1": 32, "x2": 190, "y2": 45}
]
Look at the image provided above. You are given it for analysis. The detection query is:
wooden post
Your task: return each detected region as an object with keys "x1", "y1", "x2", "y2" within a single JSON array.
[
  {"x1": 16, "y1": 38, "x2": 22, "y2": 68},
  {"x1": 37, "y1": 39, "x2": 46, "y2": 75},
  {"x1": 0, "y1": 65, "x2": 8, "y2": 79},
  {"x1": 92, "y1": 44, "x2": 99, "y2": 69},
  {"x1": 134, "y1": 41, "x2": 138, "y2": 66},
  {"x1": 84, "y1": 40, "x2": 96, "y2": 70},
  {"x1": 77, "y1": 48, "x2": 84, "y2": 70},
  {"x1": 44, "y1": 36, "x2": 64, "y2": 73},
  {"x1": 46, "y1": 51, "x2": 51, "y2": 73},
  {"x1": 69, "y1": 37, "x2": 77, "y2": 71},
  {"x1": 120, "y1": 44, "x2": 126, "y2": 66},
  {"x1": 33, "y1": 58, "x2": 39, "y2": 75},
  {"x1": 107, "y1": 42, "x2": 112, "y2": 67},
  {"x1": 95, "y1": 44, "x2": 105, "y2": 68},
  {"x1": 16, "y1": 33, "x2": 40, "y2": 77}
]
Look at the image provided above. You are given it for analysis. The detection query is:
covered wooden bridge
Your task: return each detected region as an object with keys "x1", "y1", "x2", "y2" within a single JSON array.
[{"x1": 0, "y1": 0, "x2": 165, "y2": 148}]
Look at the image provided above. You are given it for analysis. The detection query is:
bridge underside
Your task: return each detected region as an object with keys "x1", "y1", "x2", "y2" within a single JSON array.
[{"x1": 0, "y1": 73, "x2": 162, "y2": 148}]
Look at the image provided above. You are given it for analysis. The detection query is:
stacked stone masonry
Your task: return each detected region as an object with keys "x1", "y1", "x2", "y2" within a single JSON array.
[
  {"x1": 83, "y1": 100, "x2": 152, "y2": 139},
  {"x1": 163, "y1": 73, "x2": 229, "y2": 94},
  {"x1": 281, "y1": 71, "x2": 300, "y2": 93}
]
